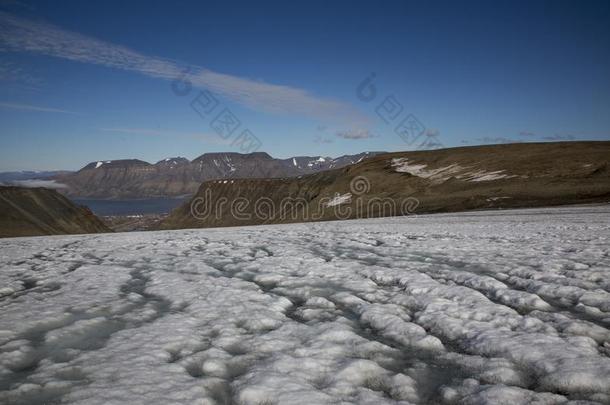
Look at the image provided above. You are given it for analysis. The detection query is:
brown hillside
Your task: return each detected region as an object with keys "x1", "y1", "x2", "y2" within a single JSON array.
[
  {"x1": 0, "y1": 186, "x2": 111, "y2": 238},
  {"x1": 158, "y1": 142, "x2": 610, "y2": 230}
]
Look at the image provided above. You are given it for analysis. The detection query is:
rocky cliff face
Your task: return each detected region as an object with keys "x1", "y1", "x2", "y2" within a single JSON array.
[
  {"x1": 55, "y1": 152, "x2": 384, "y2": 199},
  {"x1": 158, "y1": 142, "x2": 610, "y2": 230},
  {"x1": 0, "y1": 186, "x2": 111, "y2": 238}
]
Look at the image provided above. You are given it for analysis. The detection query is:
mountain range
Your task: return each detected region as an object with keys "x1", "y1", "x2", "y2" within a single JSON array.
[
  {"x1": 53, "y1": 151, "x2": 384, "y2": 199},
  {"x1": 159, "y1": 141, "x2": 610, "y2": 229},
  {"x1": 1, "y1": 142, "x2": 608, "y2": 236}
]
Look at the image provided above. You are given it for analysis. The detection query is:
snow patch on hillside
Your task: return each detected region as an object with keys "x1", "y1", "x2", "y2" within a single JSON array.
[
  {"x1": 391, "y1": 158, "x2": 518, "y2": 183},
  {"x1": 325, "y1": 192, "x2": 352, "y2": 207},
  {"x1": 391, "y1": 158, "x2": 463, "y2": 183},
  {"x1": 457, "y1": 170, "x2": 516, "y2": 182}
]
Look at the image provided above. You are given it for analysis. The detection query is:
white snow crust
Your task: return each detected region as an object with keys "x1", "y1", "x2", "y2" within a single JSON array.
[
  {"x1": 1, "y1": 205, "x2": 609, "y2": 404},
  {"x1": 391, "y1": 158, "x2": 518, "y2": 183}
]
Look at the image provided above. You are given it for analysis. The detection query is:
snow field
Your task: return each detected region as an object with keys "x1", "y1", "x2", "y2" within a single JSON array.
[{"x1": 0, "y1": 205, "x2": 609, "y2": 404}]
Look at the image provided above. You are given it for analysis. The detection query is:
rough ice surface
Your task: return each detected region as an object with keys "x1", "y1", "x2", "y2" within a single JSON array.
[{"x1": 1, "y1": 205, "x2": 609, "y2": 405}]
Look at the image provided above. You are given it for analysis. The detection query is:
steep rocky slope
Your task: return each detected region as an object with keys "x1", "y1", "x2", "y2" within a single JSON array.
[
  {"x1": 0, "y1": 186, "x2": 111, "y2": 238},
  {"x1": 158, "y1": 141, "x2": 610, "y2": 229}
]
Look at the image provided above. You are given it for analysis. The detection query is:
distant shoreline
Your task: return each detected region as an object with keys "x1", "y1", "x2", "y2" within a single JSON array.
[{"x1": 72, "y1": 197, "x2": 188, "y2": 216}]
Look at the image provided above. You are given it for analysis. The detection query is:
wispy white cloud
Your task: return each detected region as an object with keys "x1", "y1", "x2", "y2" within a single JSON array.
[
  {"x1": 0, "y1": 12, "x2": 369, "y2": 126},
  {"x1": 0, "y1": 101, "x2": 78, "y2": 114},
  {"x1": 335, "y1": 129, "x2": 375, "y2": 140}
]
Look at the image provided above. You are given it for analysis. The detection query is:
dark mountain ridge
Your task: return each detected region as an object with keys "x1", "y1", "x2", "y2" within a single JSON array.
[{"x1": 54, "y1": 151, "x2": 385, "y2": 199}]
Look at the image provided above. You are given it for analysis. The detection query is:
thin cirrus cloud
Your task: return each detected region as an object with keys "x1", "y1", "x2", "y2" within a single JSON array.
[
  {"x1": 335, "y1": 129, "x2": 375, "y2": 140},
  {"x1": 0, "y1": 101, "x2": 79, "y2": 114},
  {"x1": 0, "y1": 12, "x2": 369, "y2": 126}
]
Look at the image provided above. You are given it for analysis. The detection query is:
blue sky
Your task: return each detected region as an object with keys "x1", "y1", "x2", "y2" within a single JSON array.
[{"x1": 1, "y1": 0, "x2": 609, "y2": 171}]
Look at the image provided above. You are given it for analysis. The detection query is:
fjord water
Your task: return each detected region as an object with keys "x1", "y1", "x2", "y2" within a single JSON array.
[{"x1": 72, "y1": 197, "x2": 188, "y2": 216}]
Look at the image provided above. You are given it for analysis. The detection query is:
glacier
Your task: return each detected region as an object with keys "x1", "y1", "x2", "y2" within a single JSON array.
[{"x1": 0, "y1": 205, "x2": 609, "y2": 404}]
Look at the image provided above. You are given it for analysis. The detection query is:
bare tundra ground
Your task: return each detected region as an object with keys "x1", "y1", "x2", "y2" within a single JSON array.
[{"x1": 1, "y1": 205, "x2": 609, "y2": 404}]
